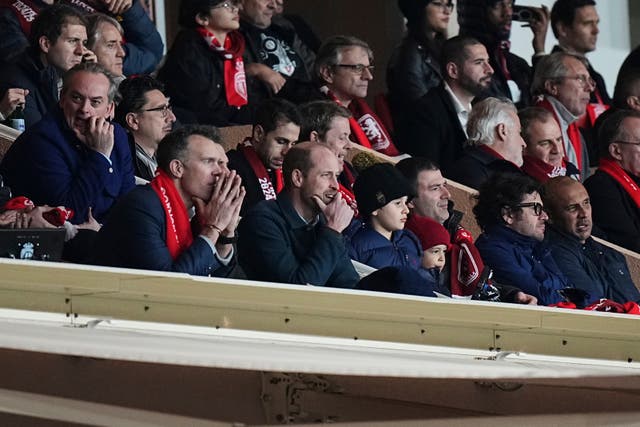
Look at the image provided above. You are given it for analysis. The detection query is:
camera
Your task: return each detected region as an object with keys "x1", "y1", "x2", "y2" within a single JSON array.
[{"x1": 512, "y1": 5, "x2": 539, "y2": 22}]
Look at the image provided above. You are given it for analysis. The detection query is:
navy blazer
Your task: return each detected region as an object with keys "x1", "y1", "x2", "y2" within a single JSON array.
[
  {"x1": 0, "y1": 106, "x2": 135, "y2": 223},
  {"x1": 94, "y1": 185, "x2": 235, "y2": 276}
]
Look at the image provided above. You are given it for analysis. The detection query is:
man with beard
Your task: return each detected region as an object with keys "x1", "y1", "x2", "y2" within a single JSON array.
[
  {"x1": 543, "y1": 176, "x2": 639, "y2": 305},
  {"x1": 238, "y1": 142, "x2": 359, "y2": 288},
  {"x1": 474, "y1": 173, "x2": 568, "y2": 305},
  {"x1": 93, "y1": 125, "x2": 245, "y2": 276},
  {"x1": 398, "y1": 36, "x2": 494, "y2": 175},
  {"x1": 457, "y1": 0, "x2": 549, "y2": 107},
  {"x1": 531, "y1": 51, "x2": 594, "y2": 178},
  {"x1": 0, "y1": 62, "x2": 135, "y2": 224}
]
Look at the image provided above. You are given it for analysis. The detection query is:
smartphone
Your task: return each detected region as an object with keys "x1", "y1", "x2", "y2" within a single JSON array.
[{"x1": 512, "y1": 5, "x2": 539, "y2": 22}]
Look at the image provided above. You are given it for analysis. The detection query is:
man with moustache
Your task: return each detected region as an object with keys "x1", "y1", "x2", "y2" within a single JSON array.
[
  {"x1": 543, "y1": 177, "x2": 640, "y2": 305},
  {"x1": 238, "y1": 142, "x2": 359, "y2": 288},
  {"x1": 94, "y1": 125, "x2": 244, "y2": 276},
  {"x1": 531, "y1": 51, "x2": 594, "y2": 178},
  {"x1": 115, "y1": 75, "x2": 177, "y2": 183},
  {"x1": 0, "y1": 62, "x2": 135, "y2": 224},
  {"x1": 474, "y1": 173, "x2": 568, "y2": 305},
  {"x1": 227, "y1": 98, "x2": 301, "y2": 215},
  {"x1": 519, "y1": 107, "x2": 580, "y2": 183},
  {"x1": 399, "y1": 35, "x2": 494, "y2": 174}
]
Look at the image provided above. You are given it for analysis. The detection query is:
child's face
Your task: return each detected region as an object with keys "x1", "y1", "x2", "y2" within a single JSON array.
[
  {"x1": 422, "y1": 244, "x2": 447, "y2": 271},
  {"x1": 371, "y1": 196, "x2": 410, "y2": 233}
]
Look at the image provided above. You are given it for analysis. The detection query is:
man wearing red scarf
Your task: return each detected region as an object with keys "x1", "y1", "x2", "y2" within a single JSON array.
[
  {"x1": 585, "y1": 110, "x2": 640, "y2": 253},
  {"x1": 93, "y1": 125, "x2": 245, "y2": 276},
  {"x1": 315, "y1": 35, "x2": 401, "y2": 157},
  {"x1": 227, "y1": 98, "x2": 300, "y2": 215}
]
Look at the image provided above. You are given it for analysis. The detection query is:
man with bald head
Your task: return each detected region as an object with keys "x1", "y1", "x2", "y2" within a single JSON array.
[
  {"x1": 238, "y1": 142, "x2": 359, "y2": 288},
  {"x1": 543, "y1": 176, "x2": 640, "y2": 305}
]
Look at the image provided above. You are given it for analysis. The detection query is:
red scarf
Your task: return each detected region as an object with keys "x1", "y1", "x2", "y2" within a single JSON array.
[
  {"x1": 150, "y1": 169, "x2": 193, "y2": 260},
  {"x1": 536, "y1": 98, "x2": 584, "y2": 172},
  {"x1": 2, "y1": 0, "x2": 39, "y2": 34},
  {"x1": 3, "y1": 196, "x2": 74, "y2": 226},
  {"x1": 406, "y1": 214, "x2": 484, "y2": 297},
  {"x1": 521, "y1": 155, "x2": 569, "y2": 183},
  {"x1": 197, "y1": 27, "x2": 248, "y2": 107},
  {"x1": 477, "y1": 144, "x2": 522, "y2": 169},
  {"x1": 495, "y1": 41, "x2": 512, "y2": 81},
  {"x1": 323, "y1": 89, "x2": 400, "y2": 156},
  {"x1": 338, "y1": 166, "x2": 358, "y2": 216},
  {"x1": 240, "y1": 142, "x2": 283, "y2": 200},
  {"x1": 598, "y1": 158, "x2": 640, "y2": 210}
]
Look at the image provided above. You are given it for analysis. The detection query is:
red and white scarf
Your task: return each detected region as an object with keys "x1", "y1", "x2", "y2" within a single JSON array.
[
  {"x1": 240, "y1": 141, "x2": 283, "y2": 201},
  {"x1": 536, "y1": 97, "x2": 584, "y2": 173},
  {"x1": 521, "y1": 155, "x2": 569, "y2": 183},
  {"x1": 151, "y1": 169, "x2": 193, "y2": 260},
  {"x1": 322, "y1": 88, "x2": 400, "y2": 156},
  {"x1": 599, "y1": 158, "x2": 640, "y2": 210},
  {"x1": 197, "y1": 27, "x2": 248, "y2": 107}
]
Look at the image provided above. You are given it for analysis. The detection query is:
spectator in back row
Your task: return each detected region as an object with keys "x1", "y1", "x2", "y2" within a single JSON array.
[
  {"x1": 519, "y1": 106, "x2": 580, "y2": 183},
  {"x1": 387, "y1": 0, "x2": 451, "y2": 129},
  {"x1": 315, "y1": 35, "x2": 400, "y2": 156},
  {"x1": 227, "y1": 98, "x2": 301, "y2": 215},
  {"x1": 94, "y1": 125, "x2": 243, "y2": 276},
  {"x1": 116, "y1": 75, "x2": 177, "y2": 183},
  {"x1": 0, "y1": 62, "x2": 135, "y2": 224},
  {"x1": 86, "y1": 14, "x2": 126, "y2": 85},
  {"x1": 0, "y1": 4, "x2": 94, "y2": 128},
  {"x1": 238, "y1": 142, "x2": 359, "y2": 288},
  {"x1": 158, "y1": 0, "x2": 259, "y2": 126},
  {"x1": 449, "y1": 97, "x2": 525, "y2": 189},
  {"x1": 400, "y1": 35, "x2": 493, "y2": 175}
]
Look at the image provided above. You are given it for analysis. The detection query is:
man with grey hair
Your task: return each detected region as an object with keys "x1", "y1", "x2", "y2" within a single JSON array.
[
  {"x1": 531, "y1": 51, "x2": 593, "y2": 179},
  {"x1": 0, "y1": 62, "x2": 135, "y2": 224},
  {"x1": 315, "y1": 35, "x2": 400, "y2": 156},
  {"x1": 86, "y1": 14, "x2": 125, "y2": 83},
  {"x1": 449, "y1": 97, "x2": 526, "y2": 189}
]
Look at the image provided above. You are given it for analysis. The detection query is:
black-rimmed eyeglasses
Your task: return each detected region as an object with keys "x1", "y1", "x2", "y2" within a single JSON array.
[
  {"x1": 513, "y1": 202, "x2": 544, "y2": 216},
  {"x1": 614, "y1": 140, "x2": 640, "y2": 147},
  {"x1": 141, "y1": 103, "x2": 173, "y2": 118}
]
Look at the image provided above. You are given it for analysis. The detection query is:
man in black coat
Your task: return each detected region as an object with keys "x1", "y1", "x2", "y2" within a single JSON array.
[{"x1": 398, "y1": 36, "x2": 493, "y2": 175}]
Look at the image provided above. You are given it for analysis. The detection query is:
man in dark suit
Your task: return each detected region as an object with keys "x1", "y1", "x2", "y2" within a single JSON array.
[
  {"x1": 398, "y1": 36, "x2": 493, "y2": 175},
  {"x1": 94, "y1": 125, "x2": 244, "y2": 276}
]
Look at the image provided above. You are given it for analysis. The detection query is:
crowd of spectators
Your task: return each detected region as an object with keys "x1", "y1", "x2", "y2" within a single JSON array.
[{"x1": 1, "y1": 0, "x2": 640, "y2": 311}]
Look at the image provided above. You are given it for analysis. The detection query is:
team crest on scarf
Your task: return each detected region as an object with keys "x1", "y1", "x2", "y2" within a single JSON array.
[
  {"x1": 358, "y1": 114, "x2": 391, "y2": 150},
  {"x1": 234, "y1": 61, "x2": 248, "y2": 101}
]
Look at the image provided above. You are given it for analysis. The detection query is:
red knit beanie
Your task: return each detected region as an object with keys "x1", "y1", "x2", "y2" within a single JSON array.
[{"x1": 408, "y1": 214, "x2": 451, "y2": 251}]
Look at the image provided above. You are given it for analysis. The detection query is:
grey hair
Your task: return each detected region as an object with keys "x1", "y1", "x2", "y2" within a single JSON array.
[
  {"x1": 62, "y1": 62, "x2": 118, "y2": 103},
  {"x1": 531, "y1": 51, "x2": 587, "y2": 96},
  {"x1": 314, "y1": 35, "x2": 374, "y2": 83},
  {"x1": 86, "y1": 13, "x2": 124, "y2": 51},
  {"x1": 466, "y1": 97, "x2": 517, "y2": 147}
]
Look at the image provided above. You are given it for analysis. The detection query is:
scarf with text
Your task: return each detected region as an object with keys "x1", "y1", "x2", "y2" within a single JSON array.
[
  {"x1": 150, "y1": 169, "x2": 193, "y2": 260},
  {"x1": 1, "y1": 0, "x2": 39, "y2": 34},
  {"x1": 521, "y1": 155, "x2": 569, "y2": 183},
  {"x1": 197, "y1": 27, "x2": 248, "y2": 107},
  {"x1": 240, "y1": 141, "x2": 282, "y2": 200},
  {"x1": 598, "y1": 157, "x2": 640, "y2": 210},
  {"x1": 323, "y1": 88, "x2": 400, "y2": 156}
]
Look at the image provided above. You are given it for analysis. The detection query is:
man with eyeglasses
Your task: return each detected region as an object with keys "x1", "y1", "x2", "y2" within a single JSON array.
[
  {"x1": 543, "y1": 176, "x2": 640, "y2": 306},
  {"x1": 457, "y1": 0, "x2": 550, "y2": 107},
  {"x1": 0, "y1": 62, "x2": 135, "y2": 224},
  {"x1": 584, "y1": 109, "x2": 640, "y2": 253},
  {"x1": 399, "y1": 35, "x2": 494, "y2": 175},
  {"x1": 115, "y1": 75, "x2": 177, "y2": 183},
  {"x1": 531, "y1": 51, "x2": 593, "y2": 179},
  {"x1": 474, "y1": 173, "x2": 568, "y2": 305},
  {"x1": 314, "y1": 35, "x2": 401, "y2": 157},
  {"x1": 239, "y1": 0, "x2": 316, "y2": 103}
]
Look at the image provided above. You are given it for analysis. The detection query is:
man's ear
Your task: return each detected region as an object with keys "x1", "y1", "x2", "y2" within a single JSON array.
[
  {"x1": 105, "y1": 101, "x2": 115, "y2": 120},
  {"x1": 291, "y1": 168, "x2": 304, "y2": 187},
  {"x1": 627, "y1": 95, "x2": 640, "y2": 111},
  {"x1": 555, "y1": 22, "x2": 568, "y2": 41},
  {"x1": 168, "y1": 159, "x2": 184, "y2": 178},
  {"x1": 544, "y1": 79, "x2": 559, "y2": 97},
  {"x1": 446, "y1": 62, "x2": 458, "y2": 80},
  {"x1": 496, "y1": 122, "x2": 508, "y2": 141},
  {"x1": 501, "y1": 206, "x2": 514, "y2": 225},
  {"x1": 609, "y1": 142, "x2": 624, "y2": 162},
  {"x1": 319, "y1": 64, "x2": 334, "y2": 85},
  {"x1": 39, "y1": 36, "x2": 51, "y2": 54},
  {"x1": 252, "y1": 124, "x2": 265, "y2": 144},
  {"x1": 195, "y1": 12, "x2": 208, "y2": 27},
  {"x1": 125, "y1": 112, "x2": 139, "y2": 130},
  {"x1": 309, "y1": 130, "x2": 320, "y2": 143}
]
